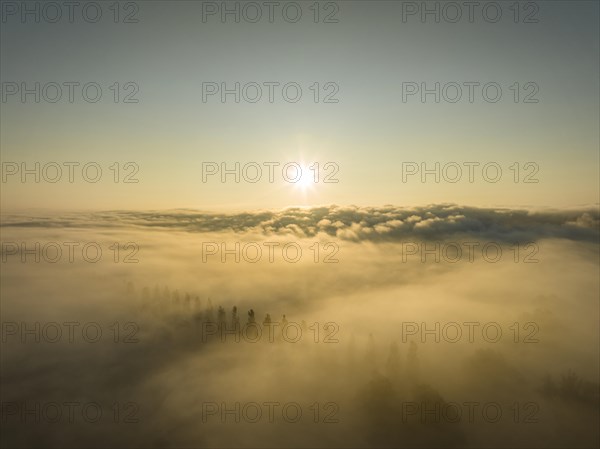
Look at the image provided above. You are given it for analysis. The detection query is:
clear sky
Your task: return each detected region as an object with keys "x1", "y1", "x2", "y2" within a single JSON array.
[{"x1": 1, "y1": 0, "x2": 598, "y2": 211}]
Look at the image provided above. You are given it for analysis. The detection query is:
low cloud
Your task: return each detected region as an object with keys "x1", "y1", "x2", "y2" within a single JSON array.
[
  {"x1": 2, "y1": 204, "x2": 599, "y2": 244},
  {"x1": 1, "y1": 205, "x2": 598, "y2": 448}
]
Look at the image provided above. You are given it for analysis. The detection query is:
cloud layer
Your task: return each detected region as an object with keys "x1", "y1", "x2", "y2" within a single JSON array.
[
  {"x1": 1, "y1": 205, "x2": 599, "y2": 448},
  {"x1": 2, "y1": 204, "x2": 599, "y2": 244}
]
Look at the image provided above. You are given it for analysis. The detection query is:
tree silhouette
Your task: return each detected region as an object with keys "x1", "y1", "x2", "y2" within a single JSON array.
[
  {"x1": 386, "y1": 341, "x2": 401, "y2": 379},
  {"x1": 365, "y1": 333, "x2": 377, "y2": 369},
  {"x1": 231, "y1": 306, "x2": 239, "y2": 327},
  {"x1": 541, "y1": 370, "x2": 600, "y2": 407},
  {"x1": 217, "y1": 306, "x2": 226, "y2": 332},
  {"x1": 205, "y1": 298, "x2": 214, "y2": 323},
  {"x1": 405, "y1": 341, "x2": 419, "y2": 385},
  {"x1": 246, "y1": 309, "x2": 257, "y2": 340}
]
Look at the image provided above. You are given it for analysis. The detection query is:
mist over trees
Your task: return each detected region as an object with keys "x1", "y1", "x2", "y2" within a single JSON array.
[{"x1": 1, "y1": 222, "x2": 598, "y2": 448}]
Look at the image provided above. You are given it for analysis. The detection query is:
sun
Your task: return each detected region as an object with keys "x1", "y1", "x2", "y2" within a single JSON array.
[{"x1": 293, "y1": 164, "x2": 316, "y2": 192}]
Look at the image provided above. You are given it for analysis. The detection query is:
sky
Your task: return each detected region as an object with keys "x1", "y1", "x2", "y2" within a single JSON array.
[{"x1": 1, "y1": 0, "x2": 599, "y2": 211}]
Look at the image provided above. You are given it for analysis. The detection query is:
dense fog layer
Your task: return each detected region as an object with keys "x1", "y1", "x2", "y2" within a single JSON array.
[{"x1": 1, "y1": 206, "x2": 598, "y2": 448}]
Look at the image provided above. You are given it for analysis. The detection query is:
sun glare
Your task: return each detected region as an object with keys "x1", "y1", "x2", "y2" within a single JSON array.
[{"x1": 297, "y1": 165, "x2": 314, "y2": 190}]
